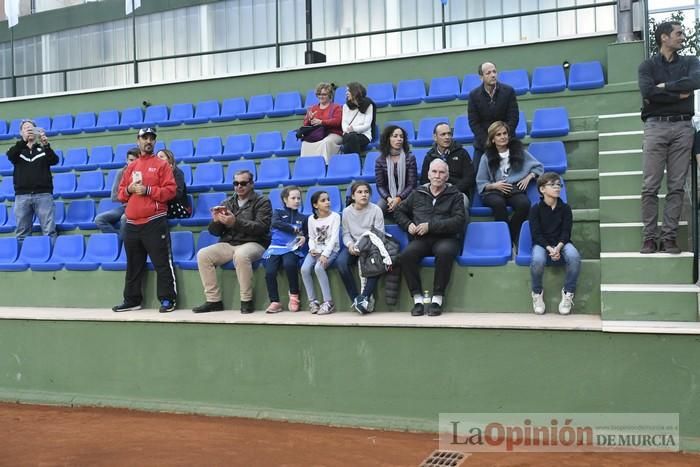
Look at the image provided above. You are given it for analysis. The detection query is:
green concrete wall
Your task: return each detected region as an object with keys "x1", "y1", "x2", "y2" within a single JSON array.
[{"x1": 1, "y1": 320, "x2": 699, "y2": 449}]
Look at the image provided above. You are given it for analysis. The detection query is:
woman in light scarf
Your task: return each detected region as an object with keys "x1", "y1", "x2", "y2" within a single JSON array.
[{"x1": 374, "y1": 125, "x2": 418, "y2": 216}]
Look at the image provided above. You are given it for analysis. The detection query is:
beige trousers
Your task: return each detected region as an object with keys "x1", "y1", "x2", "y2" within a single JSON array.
[{"x1": 196, "y1": 242, "x2": 264, "y2": 301}]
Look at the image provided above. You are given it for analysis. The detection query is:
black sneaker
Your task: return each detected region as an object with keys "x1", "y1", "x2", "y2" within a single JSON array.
[
  {"x1": 410, "y1": 303, "x2": 424, "y2": 316},
  {"x1": 159, "y1": 299, "x2": 176, "y2": 313},
  {"x1": 241, "y1": 300, "x2": 255, "y2": 314},
  {"x1": 640, "y1": 239, "x2": 658, "y2": 254},
  {"x1": 428, "y1": 303, "x2": 442, "y2": 316},
  {"x1": 192, "y1": 301, "x2": 224, "y2": 313},
  {"x1": 112, "y1": 302, "x2": 142, "y2": 312}
]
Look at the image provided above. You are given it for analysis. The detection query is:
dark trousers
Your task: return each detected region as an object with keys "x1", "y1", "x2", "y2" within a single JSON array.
[
  {"x1": 400, "y1": 236, "x2": 461, "y2": 296},
  {"x1": 482, "y1": 191, "x2": 530, "y2": 244},
  {"x1": 123, "y1": 216, "x2": 176, "y2": 304},
  {"x1": 342, "y1": 132, "x2": 370, "y2": 155},
  {"x1": 264, "y1": 252, "x2": 301, "y2": 302},
  {"x1": 336, "y1": 248, "x2": 379, "y2": 300}
]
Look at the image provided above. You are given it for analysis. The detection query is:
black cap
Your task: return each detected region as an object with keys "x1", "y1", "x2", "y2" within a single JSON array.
[{"x1": 138, "y1": 127, "x2": 157, "y2": 138}]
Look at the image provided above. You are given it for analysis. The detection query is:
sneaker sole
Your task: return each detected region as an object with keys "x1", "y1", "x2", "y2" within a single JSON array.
[{"x1": 113, "y1": 305, "x2": 142, "y2": 312}]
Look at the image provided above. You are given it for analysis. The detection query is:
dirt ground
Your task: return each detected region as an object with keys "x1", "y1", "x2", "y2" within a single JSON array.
[{"x1": 0, "y1": 403, "x2": 699, "y2": 467}]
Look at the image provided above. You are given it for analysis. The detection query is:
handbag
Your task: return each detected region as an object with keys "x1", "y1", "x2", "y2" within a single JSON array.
[
  {"x1": 296, "y1": 125, "x2": 326, "y2": 143},
  {"x1": 167, "y1": 200, "x2": 192, "y2": 219}
]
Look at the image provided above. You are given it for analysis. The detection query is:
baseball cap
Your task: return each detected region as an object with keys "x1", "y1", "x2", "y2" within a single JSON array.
[{"x1": 138, "y1": 127, "x2": 157, "y2": 138}]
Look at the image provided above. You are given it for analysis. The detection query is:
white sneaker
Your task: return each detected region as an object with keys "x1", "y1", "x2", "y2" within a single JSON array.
[
  {"x1": 531, "y1": 292, "x2": 545, "y2": 315},
  {"x1": 558, "y1": 289, "x2": 574, "y2": 315}
]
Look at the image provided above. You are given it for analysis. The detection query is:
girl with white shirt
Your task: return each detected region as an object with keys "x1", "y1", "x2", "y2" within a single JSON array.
[
  {"x1": 301, "y1": 190, "x2": 341, "y2": 315},
  {"x1": 341, "y1": 82, "x2": 376, "y2": 155}
]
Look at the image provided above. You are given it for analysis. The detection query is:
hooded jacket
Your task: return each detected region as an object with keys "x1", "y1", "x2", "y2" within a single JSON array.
[{"x1": 118, "y1": 153, "x2": 176, "y2": 224}]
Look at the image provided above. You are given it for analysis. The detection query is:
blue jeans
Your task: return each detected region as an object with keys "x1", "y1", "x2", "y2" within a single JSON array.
[
  {"x1": 95, "y1": 206, "x2": 126, "y2": 239},
  {"x1": 301, "y1": 250, "x2": 338, "y2": 302},
  {"x1": 530, "y1": 243, "x2": 581, "y2": 294},
  {"x1": 335, "y1": 248, "x2": 379, "y2": 300},
  {"x1": 14, "y1": 193, "x2": 56, "y2": 243}
]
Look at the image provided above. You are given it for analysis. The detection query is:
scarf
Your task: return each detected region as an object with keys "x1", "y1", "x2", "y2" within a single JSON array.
[{"x1": 386, "y1": 149, "x2": 406, "y2": 198}]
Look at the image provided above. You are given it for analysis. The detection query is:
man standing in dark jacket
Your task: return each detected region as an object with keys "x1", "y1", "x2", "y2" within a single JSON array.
[
  {"x1": 7, "y1": 119, "x2": 59, "y2": 245},
  {"x1": 394, "y1": 159, "x2": 468, "y2": 317},
  {"x1": 468, "y1": 62, "x2": 520, "y2": 170},
  {"x1": 420, "y1": 122, "x2": 475, "y2": 203},
  {"x1": 193, "y1": 170, "x2": 273, "y2": 314}
]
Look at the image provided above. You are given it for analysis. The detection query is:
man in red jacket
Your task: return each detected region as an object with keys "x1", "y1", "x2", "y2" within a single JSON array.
[{"x1": 113, "y1": 128, "x2": 178, "y2": 313}]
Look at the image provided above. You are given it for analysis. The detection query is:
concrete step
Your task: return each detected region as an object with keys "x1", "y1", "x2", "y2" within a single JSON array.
[
  {"x1": 597, "y1": 113, "x2": 642, "y2": 133},
  {"x1": 598, "y1": 149, "x2": 642, "y2": 172},
  {"x1": 601, "y1": 284, "x2": 699, "y2": 321},
  {"x1": 600, "y1": 252, "x2": 694, "y2": 284},
  {"x1": 599, "y1": 171, "x2": 667, "y2": 196},
  {"x1": 600, "y1": 195, "x2": 665, "y2": 223},
  {"x1": 600, "y1": 222, "x2": 690, "y2": 252},
  {"x1": 598, "y1": 131, "x2": 643, "y2": 152}
]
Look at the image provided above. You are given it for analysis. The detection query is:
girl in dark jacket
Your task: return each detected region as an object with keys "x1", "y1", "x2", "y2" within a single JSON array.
[
  {"x1": 157, "y1": 149, "x2": 192, "y2": 218},
  {"x1": 374, "y1": 125, "x2": 418, "y2": 217}
]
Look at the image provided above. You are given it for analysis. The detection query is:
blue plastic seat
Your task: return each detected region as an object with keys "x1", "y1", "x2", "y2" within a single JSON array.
[
  {"x1": 499, "y1": 69, "x2": 530, "y2": 95},
  {"x1": 384, "y1": 224, "x2": 408, "y2": 250},
  {"x1": 194, "y1": 136, "x2": 222, "y2": 162},
  {"x1": 469, "y1": 191, "x2": 492, "y2": 217},
  {"x1": 50, "y1": 150, "x2": 71, "y2": 174},
  {"x1": 185, "y1": 100, "x2": 220, "y2": 124},
  {"x1": 360, "y1": 151, "x2": 379, "y2": 182},
  {"x1": 256, "y1": 158, "x2": 290, "y2": 189},
  {"x1": 74, "y1": 112, "x2": 97, "y2": 133},
  {"x1": 214, "y1": 160, "x2": 257, "y2": 191},
  {"x1": 0, "y1": 120, "x2": 11, "y2": 140},
  {"x1": 112, "y1": 144, "x2": 135, "y2": 168},
  {"x1": 142, "y1": 104, "x2": 169, "y2": 126},
  {"x1": 414, "y1": 116, "x2": 449, "y2": 146},
  {"x1": 457, "y1": 221, "x2": 512, "y2": 266},
  {"x1": 0, "y1": 236, "x2": 20, "y2": 268},
  {"x1": 59, "y1": 199, "x2": 96, "y2": 231},
  {"x1": 119, "y1": 107, "x2": 144, "y2": 130},
  {"x1": 169, "y1": 139, "x2": 195, "y2": 162},
  {"x1": 459, "y1": 73, "x2": 482, "y2": 99},
  {"x1": 212, "y1": 97, "x2": 246, "y2": 122},
  {"x1": 249, "y1": 131, "x2": 283, "y2": 159},
  {"x1": 531, "y1": 65, "x2": 567, "y2": 94},
  {"x1": 101, "y1": 243, "x2": 126, "y2": 271},
  {"x1": 276, "y1": 130, "x2": 302, "y2": 157},
  {"x1": 50, "y1": 114, "x2": 77, "y2": 135},
  {"x1": 239, "y1": 94, "x2": 273, "y2": 120},
  {"x1": 334, "y1": 86, "x2": 348, "y2": 105},
  {"x1": 178, "y1": 231, "x2": 221, "y2": 269},
  {"x1": 84, "y1": 198, "x2": 121, "y2": 230},
  {"x1": 0, "y1": 176, "x2": 15, "y2": 201},
  {"x1": 161, "y1": 103, "x2": 193, "y2": 127},
  {"x1": 267, "y1": 188, "x2": 285, "y2": 211},
  {"x1": 303, "y1": 185, "x2": 342, "y2": 213},
  {"x1": 515, "y1": 111, "x2": 527, "y2": 139},
  {"x1": 268, "y1": 91, "x2": 303, "y2": 117},
  {"x1": 180, "y1": 192, "x2": 227, "y2": 227},
  {"x1": 323, "y1": 153, "x2": 361, "y2": 185},
  {"x1": 214, "y1": 134, "x2": 253, "y2": 161},
  {"x1": 412, "y1": 148, "x2": 429, "y2": 172},
  {"x1": 31, "y1": 235, "x2": 85, "y2": 271},
  {"x1": 515, "y1": 220, "x2": 533, "y2": 266},
  {"x1": 0, "y1": 200, "x2": 7, "y2": 225},
  {"x1": 76, "y1": 170, "x2": 107, "y2": 198},
  {"x1": 89, "y1": 146, "x2": 116, "y2": 169},
  {"x1": 526, "y1": 179, "x2": 567, "y2": 205},
  {"x1": 304, "y1": 89, "x2": 319, "y2": 109},
  {"x1": 33, "y1": 116, "x2": 52, "y2": 134},
  {"x1": 8, "y1": 118, "x2": 23, "y2": 138},
  {"x1": 53, "y1": 173, "x2": 77, "y2": 198},
  {"x1": 63, "y1": 148, "x2": 96, "y2": 171},
  {"x1": 65, "y1": 233, "x2": 120, "y2": 271},
  {"x1": 190, "y1": 162, "x2": 224, "y2": 193},
  {"x1": 95, "y1": 110, "x2": 122, "y2": 131},
  {"x1": 384, "y1": 120, "x2": 416, "y2": 143},
  {"x1": 178, "y1": 164, "x2": 193, "y2": 186},
  {"x1": 171, "y1": 231, "x2": 195, "y2": 267},
  {"x1": 0, "y1": 235, "x2": 52, "y2": 271},
  {"x1": 568, "y1": 61, "x2": 605, "y2": 90},
  {"x1": 527, "y1": 141, "x2": 567, "y2": 174},
  {"x1": 530, "y1": 107, "x2": 570, "y2": 138},
  {"x1": 0, "y1": 205, "x2": 15, "y2": 232},
  {"x1": 291, "y1": 156, "x2": 326, "y2": 186},
  {"x1": 425, "y1": 76, "x2": 460, "y2": 103},
  {"x1": 453, "y1": 115, "x2": 475, "y2": 144},
  {"x1": 393, "y1": 79, "x2": 426, "y2": 106},
  {"x1": 367, "y1": 82, "x2": 395, "y2": 107},
  {"x1": 0, "y1": 154, "x2": 13, "y2": 175}
]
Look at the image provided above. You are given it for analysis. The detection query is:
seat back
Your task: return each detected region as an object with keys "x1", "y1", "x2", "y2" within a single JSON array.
[
  {"x1": 170, "y1": 139, "x2": 195, "y2": 161},
  {"x1": 303, "y1": 185, "x2": 342, "y2": 213},
  {"x1": 499, "y1": 69, "x2": 530, "y2": 95},
  {"x1": 84, "y1": 233, "x2": 120, "y2": 262},
  {"x1": 196, "y1": 136, "x2": 223, "y2": 158},
  {"x1": 19, "y1": 235, "x2": 53, "y2": 263},
  {"x1": 531, "y1": 65, "x2": 567, "y2": 94},
  {"x1": 170, "y1": 231, "x2": 195, "y2": 261},
  {"x1": 49, "y1": 235, "x2": 85, "y2": 263},
  {"x1": 65, "y1": 199, "x2": 96, "y2": 223}
]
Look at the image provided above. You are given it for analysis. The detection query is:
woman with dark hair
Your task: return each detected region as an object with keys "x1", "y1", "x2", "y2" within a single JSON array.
[
  {"x1": 157, "y1": 149, "x2": 191, "y2": 219},
  {"x1": 300, "y1": 82, "x2": 343, "y2": 163},
  {"x1": 475, "y1": 121, "x2": 543, "y2": 244},
  {"x1": 341, "y1": 82, "x2": 376, "y2": 155},
  {"x1": 375, "y1": 125, "x2": 418, "y2": 216}
]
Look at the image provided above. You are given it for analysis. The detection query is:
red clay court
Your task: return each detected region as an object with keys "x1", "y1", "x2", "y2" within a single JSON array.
[{"x1": 1, "y1": 403, "x2": 698, "y2": 466}]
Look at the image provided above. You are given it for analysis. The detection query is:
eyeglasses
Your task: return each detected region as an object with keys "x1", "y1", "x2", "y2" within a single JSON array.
[
  {"x1": 544, "y1": 183, "x2": 562, "y2": 188},
  {"x1": 316, "y1": 93, "x2": 329, "y2": 97},
  {"x1": 233, "y1": 181, "x2": 250, "y2": 187}
]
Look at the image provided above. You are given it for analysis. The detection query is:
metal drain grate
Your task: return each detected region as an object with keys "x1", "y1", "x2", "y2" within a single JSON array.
[{"x1": 419, "y1": 449, "x2": 467, "y2": 467}]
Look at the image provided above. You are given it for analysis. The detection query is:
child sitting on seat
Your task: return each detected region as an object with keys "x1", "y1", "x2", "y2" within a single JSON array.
[{"x1": 529, "y1": 172, "x2": 581, "y2": 315}]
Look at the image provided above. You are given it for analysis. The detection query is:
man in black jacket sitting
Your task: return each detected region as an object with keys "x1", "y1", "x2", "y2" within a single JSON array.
[{"x1": 394, "y1": 159, "x2": 467, "y2": 317}]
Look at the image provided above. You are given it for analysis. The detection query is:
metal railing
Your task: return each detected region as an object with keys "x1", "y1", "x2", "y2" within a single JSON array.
[{"x1": 0, "y1": 1, "x2": 618, "y2": 97}]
